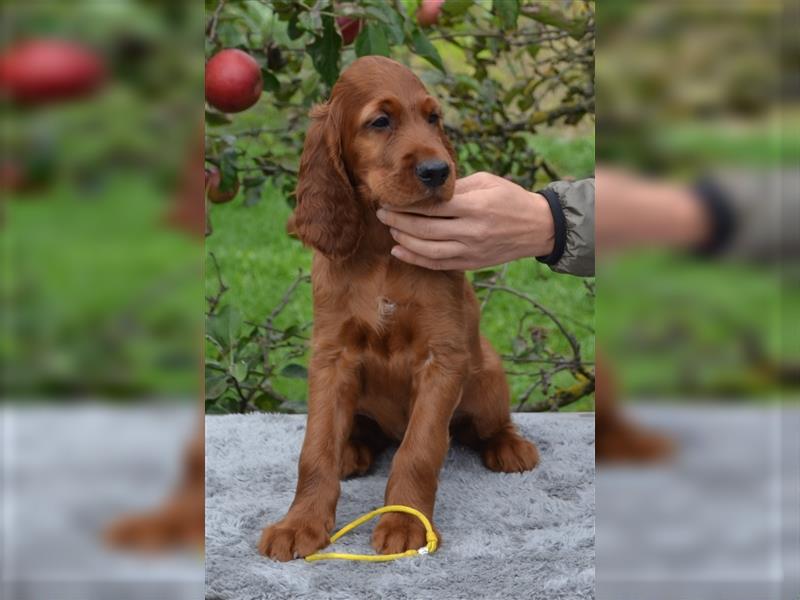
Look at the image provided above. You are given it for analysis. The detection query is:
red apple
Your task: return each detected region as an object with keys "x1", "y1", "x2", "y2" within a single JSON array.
[
  {"x1": 0, "y1": 151, "x2": 56, "y2": 195},
  {"x1": 417, "y1": 0, "x2": 445, "y2": 27},
  {"x1": 205, "y1": 49, "x2": 263, "y2": 113},
  {"x1": 0, "y1": 39, "x2": 105, "y2": 105},
  {"x1": 0, "y1": 161, "x2": 26, "y2": 192},
  {"x1": 205, "y1": 166, "x2": 239, "y2": 204},
  {"x1": 336, "y1": 17, "x2": 363, "y2": 46}
]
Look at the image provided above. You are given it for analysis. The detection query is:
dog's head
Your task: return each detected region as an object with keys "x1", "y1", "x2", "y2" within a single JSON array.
[{"x1": 292, "y1": 56, "x2": 456, "y2": 259}]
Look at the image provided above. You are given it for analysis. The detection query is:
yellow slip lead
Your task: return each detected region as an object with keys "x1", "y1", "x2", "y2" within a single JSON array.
[{"x1": 304, "y1": 505, "x2": 438, "y2": 563}]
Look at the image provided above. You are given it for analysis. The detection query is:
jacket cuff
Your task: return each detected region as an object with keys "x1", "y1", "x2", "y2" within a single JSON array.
[
  {"x1": 692, "y1": 177, "x2": 737, "y2": 257},
  {"x1": 535, "y1": 187, "x2": 567, "y2": 266}
]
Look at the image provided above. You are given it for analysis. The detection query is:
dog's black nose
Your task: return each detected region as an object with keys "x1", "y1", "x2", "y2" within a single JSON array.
[{"x1": 415, "y1": 159, "x2": 450, "y2": 188}]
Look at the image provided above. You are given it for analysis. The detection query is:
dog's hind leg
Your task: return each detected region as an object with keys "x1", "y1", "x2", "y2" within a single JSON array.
[
  {"x1": 456, "y1": 336, "x2": 539, "y2": 473},
  {"x1": 340, "y1": 414, "x2": 391, "y2": 479}
]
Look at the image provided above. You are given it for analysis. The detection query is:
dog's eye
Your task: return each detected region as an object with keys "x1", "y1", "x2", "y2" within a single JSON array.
[
  {"x1": 428, "y1": 113, "x2": 440, "y2": 125},
  {"x1": 370, "y1": 116, "x2": 390, "y2": 129}
]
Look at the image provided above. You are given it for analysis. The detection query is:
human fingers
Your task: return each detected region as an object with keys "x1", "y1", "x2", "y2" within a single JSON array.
[
  {"x1": 389, "y1": 245, "x2": 464, "y2": 271},
  {"x1": 379, "y1": 199, "x2": 459, "y2": 217},
  {"x1": 388, "y1": 228, "x2": 466, "y2": 260},
  {"x1": 376, "y1": 209, "x2": 461, "y2": 240}
]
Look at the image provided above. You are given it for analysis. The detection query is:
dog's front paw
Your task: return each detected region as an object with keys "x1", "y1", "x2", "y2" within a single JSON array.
[
  {"x1": 371, "y1": 512, "x2": 432, "y2": 555},
  {"x1": 104, "y1": 493, "x2": 204, "y2": 551},
  {"x1": 482, "y1": 428, "x2": 539, "y2": 473},
  {"x1": 258, "y1": 516, "x2": 330, "y2": 561},
  {"x1": 105, "y1": 511, "x2": 188, "y2": 551}
]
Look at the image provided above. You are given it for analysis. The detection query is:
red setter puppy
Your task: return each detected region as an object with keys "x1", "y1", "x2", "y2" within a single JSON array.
[{"x1": 259, "y1": 56, "x2": 539, "y2": 561}]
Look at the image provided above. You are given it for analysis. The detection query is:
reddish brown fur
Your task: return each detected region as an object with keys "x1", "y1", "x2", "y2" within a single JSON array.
[
  {"x1": 259, "y1": 56, "x2": 539, "y2": 561},
  {"x1": 104, "y1": 428, "x2": 204, "y2": 550},
  {"x1": 595, "y1": 351, "x2": 675, "y2": 463}
]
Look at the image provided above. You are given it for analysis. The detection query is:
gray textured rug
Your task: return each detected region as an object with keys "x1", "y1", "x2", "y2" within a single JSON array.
[
  {"x1": 0, "y1": 404, "x2": 204, "y2": 600},
  {"x1": 597, "y1": 405, "x2": 800, "y2": 600},
  {"x1": 205, "y1": 413, "x2": 595, "y2": 600}
]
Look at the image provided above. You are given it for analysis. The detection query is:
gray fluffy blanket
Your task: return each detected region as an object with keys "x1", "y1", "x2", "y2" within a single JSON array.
[{"x1": 205, "y1": 412, "x2": 595, "y2": 600}]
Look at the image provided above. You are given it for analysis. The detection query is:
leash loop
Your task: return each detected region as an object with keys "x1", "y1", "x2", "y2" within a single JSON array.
[{"x1": 304, "y1": 505, "x2": 437, "y2": 563}]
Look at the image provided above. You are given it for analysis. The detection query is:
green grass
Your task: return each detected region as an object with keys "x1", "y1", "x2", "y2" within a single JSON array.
[
  {"x1": 598, "y1": 250, "x2": 797, "y2": 399},
  {"x1": 2, "y1": 175, "x2": 203, "y2": 396},
  {"x1": 653, "y1": 116, "x2": 798, "y2": 168},
  {"x1": 528, "y1": 131, "x2": 595, "y2": 180}
]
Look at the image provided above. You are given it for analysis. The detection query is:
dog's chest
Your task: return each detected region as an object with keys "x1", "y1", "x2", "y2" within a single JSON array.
[
  {"x1": 329, "y1": 258, "x2": 451, "y2": 357},
  {"x1": 342, "y1": 262, "x2": 412, "y2": 333},
  {"x1": 376, "y1": 295, "x2": 398, "y2": 326},
  {"x1": 342, "y1": 293, "x2": 416, "y2": 354}
]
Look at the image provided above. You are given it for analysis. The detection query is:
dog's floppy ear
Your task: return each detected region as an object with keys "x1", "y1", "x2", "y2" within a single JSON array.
[{"x1": 292, "y1": 103, "x2": 363, "y2": 259}]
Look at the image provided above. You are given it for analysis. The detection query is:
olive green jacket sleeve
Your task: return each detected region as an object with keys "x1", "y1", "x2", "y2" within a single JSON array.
[
  {"x1": 698, "y1": 168, "x2": 800, "y2": 263},
  {"x1": 536, "y1": 178, "x2": 595, "y2": 277}
]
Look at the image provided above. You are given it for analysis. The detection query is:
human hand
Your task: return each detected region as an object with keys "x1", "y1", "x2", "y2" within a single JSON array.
[
  {"x1": 376, "y1": 172, "x2": 554, "y2": 271},
  {"x1": 596, "y1": 166, "x2": 712, "y2": 255}
]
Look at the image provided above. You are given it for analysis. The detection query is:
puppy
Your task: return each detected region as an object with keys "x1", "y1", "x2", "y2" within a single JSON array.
[{"x1": 259, "y1": 56, "x2": 538, "y2": 561}]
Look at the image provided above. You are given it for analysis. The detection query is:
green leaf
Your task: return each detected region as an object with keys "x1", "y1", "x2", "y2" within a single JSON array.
[
  {"x1": 261, "y1": 70, "x2": 280, "y2": 92},
  {"x1": 206, "y1": 304, "x2": 242, "y2": 354},
  {"x1": 282, "y1": 324, "x2": 301, "y2": 339},
  {"x1": 443, "y1": 0, "x2": 472, "y2": 17},
  {"x1": 363, "y1": 6, "x2": 394, "y2": 24},
  {"x1": 205, "y1": 374, "x2": 228, "y2": 400},
  {"x1": 272, "y1": 0, "x2": 300, "y2": 18},
  {"x1": 253, "y1": 393, "x2": 281, "y2": 412},
  {"x1": 219, "y1": 149, "x2": 238, "y2": 193},
  {"x1": 523, "y1": 4, "x2": 587, "y2": 39},
  {"x1": 511, "y1": 135, "x2": 527, "y2": 151},
  {"x1": 287, "y1": 13, "x2": 305, "y2": 40},
  {"x1": 244, "y1": 182, "x2": 264, "y2": 206},
  {"x1": 298, "y1": 11, "x2": 315, "y2": 32},
  {"x1": 454, "y1": 74, "x2": 480, "y2": 95},
  {"x1": 205, "y1": 398, "x2": 234, "y2": 415},
  {"x1": 205, "y1": 109, "x2": 233, "y2": 126},
  {"x1": 280, "y1": 363, "x2": 309, "y2": 379},
  {"x1": 216, "y1": 21, "x2": 248, "y2": 48},
  {"x1": 411, "y1": 28, "x2": 444, "y2": 72},
  {"x1": 307, "y1": 14, "x2": 341, "y2": 87},
  {"x1": 355, "y1": 23, "x2": 390, "y2": 58},
  {"x1": 242, "y1": 175, "x2": 266, "y2": 187},
  {"x1": 472, "y1": 269, "x2": 499, "y2": 282},
  {"x1": 300, "y1": 70, "x2": 320, "y2": 96},
  {"x1": 244, "y1": 349, "x2": 263, "y2": 371},
  {"x1": 518, "y1": 94, "x2": 534, "y2": 111},
  {"x1": 364, "y1": 6, "x2": 404, "y2": 44},
  {"x1": 384, "y1": 9, "x2": 406, "y2": 45},
  {"x1": 493, "y1": 0, "x2": 519, "y2": 29},
  {"x1": 230, "y1": 360, "x2": 248, "y2": 383}
]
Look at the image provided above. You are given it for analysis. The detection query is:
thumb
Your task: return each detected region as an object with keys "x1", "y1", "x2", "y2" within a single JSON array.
[{"x1": 454, "y1": 172, "x2": 496, "y2": 195}]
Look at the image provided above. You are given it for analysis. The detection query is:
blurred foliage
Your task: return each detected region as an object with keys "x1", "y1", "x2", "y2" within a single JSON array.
[
  {"x1": 596, "y1": 0, "x2": 785, "y2": 172},
  {"x1": 2, "y1": 0, "x2": 204, "y2": 398},
  {"x1": 204, "y1": 0, "x2": 596, "y2": 414},
  {"x1": 596, "y1": 1, "x2": 797, "y2": 400},
  {"x1": 598, "y1": 251, "x2": 791, "y2": 399}
]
